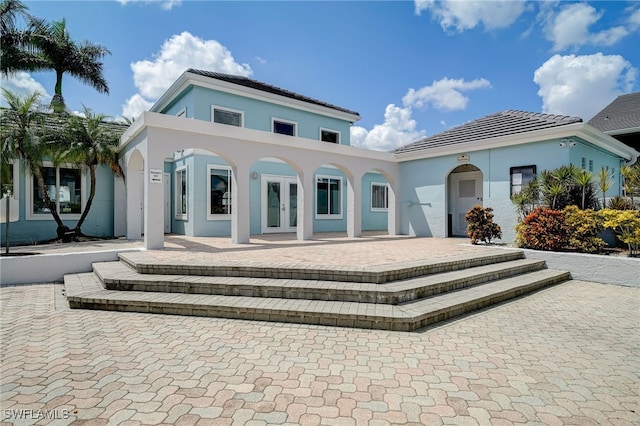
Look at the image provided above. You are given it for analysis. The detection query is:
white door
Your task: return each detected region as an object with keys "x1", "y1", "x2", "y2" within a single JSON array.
[
  {"x1": 451, "y1": 171, "x2": 483, "y2": 236},
  {"x1": 164, "y1": 173, "x2": 171, "y2": 233},
  {"x1": 261, "y1": 175, "x2": 297, "y2": 233}
]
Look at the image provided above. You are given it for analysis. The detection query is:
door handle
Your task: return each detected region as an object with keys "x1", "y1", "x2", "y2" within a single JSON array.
[{"x1": 281, "y1": 203, "x2": 285, "y2": 211}]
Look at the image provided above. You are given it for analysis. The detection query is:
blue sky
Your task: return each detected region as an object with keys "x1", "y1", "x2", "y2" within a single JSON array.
[{"x1": 3, "y1": 0, "x2": 639, "y2": 151}]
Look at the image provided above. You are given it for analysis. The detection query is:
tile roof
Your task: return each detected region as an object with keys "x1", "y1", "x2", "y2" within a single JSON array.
[
  {"x1": 394, "y1": 110, "x2": 583, "y2": 154},
  {"x1": 186, "y1": 69, "x2": 360, "y2": 119},
  {"x1": 0, "y1": 108, "x2": 129, "y2": 137},
  {"x1": 587, "y1": 92, "x2": 640, "y2": 133}
]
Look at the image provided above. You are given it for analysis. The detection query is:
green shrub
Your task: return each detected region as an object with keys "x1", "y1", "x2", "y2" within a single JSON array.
[
  {"x1": 516, "y1": 207, "x2": 568, "y2": 251},
  {"x1": 562, "y1": 205, "x2": 605, "y2": 253},
  {"x1": 601, "y1": 208, "x2": 640, "y2": 257},
  {"x1": 607, "y1": 195, "x2": 636, "y2": 211},
  {"x1": 465, "y1": 205, "x2": 502, "y2": 244}
]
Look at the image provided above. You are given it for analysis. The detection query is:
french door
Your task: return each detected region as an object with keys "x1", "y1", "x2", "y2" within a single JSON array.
[{"x1": 261, "y1": 175, "x2": 297, "y2": 233}]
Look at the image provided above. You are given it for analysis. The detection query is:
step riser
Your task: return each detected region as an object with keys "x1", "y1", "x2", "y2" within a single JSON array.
[
  {"x1": 100, "y1": 261, "x2": 546, "y2": 304},
  {"x1": 68, "y1": 271, "x2": 569, "y2": 332},
  {"x1": 119, "y1": 251, "x2": 525, "y2": 283}
]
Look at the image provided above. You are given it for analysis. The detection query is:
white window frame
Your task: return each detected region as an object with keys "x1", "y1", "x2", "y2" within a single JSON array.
[
  {"x1": 26, "y1": 162, "x2": 85, "y2": 221},
  {"x1": 175, "y1": 166, "x2": 188, "y2": 220},
  {"x1": 211, "y1": 105, "x2": 244, "y2": 127},
  {"x1": 272, "y1": 117, "x2": 297, "y2": 137},
  {"x1": 2, "y1": 159, "x2": 19, "y2": 199},
  {"x1": 320, "y1": 128, "x2": 341, "y2": 144},
  {"x1": 315, "y1": 174, "x2": 343, "y2": 219},
  {"x1": 206, "y1": 164, "x2": 233, "y2": 221},
  {"x1": 370, "y1": 182, "x2": 388, "y2": 211},
  {"x1": 176, "y1": 107, "x2": 187, "y2": 118}
]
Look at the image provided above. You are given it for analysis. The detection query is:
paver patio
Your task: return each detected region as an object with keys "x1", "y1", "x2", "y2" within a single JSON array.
[{"x1": 1, "y1": 235, "x2": 639, "y2": 425}]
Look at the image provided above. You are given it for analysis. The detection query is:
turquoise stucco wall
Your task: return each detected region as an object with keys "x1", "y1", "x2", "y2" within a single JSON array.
[
  {"x1": 160, "y1": 85, "x2": 353, "y2": 146},
  {"x1": 1, "y1": 163, "x2": 117, "y2": 246},
  {"x1": 165, "y1": 152, "x2": 388, "y2": 237}
]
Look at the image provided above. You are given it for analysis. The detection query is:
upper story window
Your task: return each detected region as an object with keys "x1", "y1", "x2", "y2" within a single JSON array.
[
  {"x1": 320, "y1": 128, "x2": 340, "y2": 144},
  {"x1": 212, "y1": 105, "x2": 243, "y2": 127},
  {"x1": 273, "y1": 118, "x2": 296, "y2": 136},
  {"x1": 27, "y1": 163, "x2": 84, "y2": 220},
  {"x1": 510, "y1": 165, "x2": 536, "y2": 196}
]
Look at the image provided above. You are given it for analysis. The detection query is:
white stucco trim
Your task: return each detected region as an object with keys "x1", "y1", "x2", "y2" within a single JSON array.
[
  {"x1": 271, "y1": 117, "x2": 298, "y2": 137},
  {"x1": 605, "y1": 126, "x2": 640, "y2": 136},
  {"x1": 394, "y1": 123, "x2": 639, "y2": 163},
  {"x1": 150, "y1": 71, "x2": 361, "y2": 123}
]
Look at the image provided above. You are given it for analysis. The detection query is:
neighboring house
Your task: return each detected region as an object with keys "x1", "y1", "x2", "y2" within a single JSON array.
[
  {"x1": 2, "y1": 71, "x2": 638, "y2": 247},
  {"x1": 0, "y1": 111, "x2": 127, "y2": 245},
  {"x1": 588, "y1": 92, "x2": 640, "y2": 152}
]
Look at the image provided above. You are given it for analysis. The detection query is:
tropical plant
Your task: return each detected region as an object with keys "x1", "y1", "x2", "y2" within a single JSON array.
[
  {"x1": 0, "y1": 88, "x2": 69, "y2": 236},
  {"x1": 601, "y1": 208, "x2": 640, "y2": 257},
  {"x1": 621, "y1": 163, "x2": 640, "y2": 207},
  {"x1": 574, "y1": 169, "x2": 594, "y2": 210},
  {"x1": 52, "y1": 106, "x2": 123, "y2": 236},
  {"x1": 607, "y1": 195, "x2": 635, "y2": 211},
  {"x1": 27, "y1": 18, "x2": 110, "y2": 112},
  {"x1": 562, "y1": 205, "x2": 605, "y2": 253},
  {"x1": 597, "y1": 167, "x2": 613, "y2": 208},
  {"x1": 465, "y1": 205, "x2": 502, "y2": 244},
  {"x1": 515, "y1": 207, "x2": 569, "y2": 251},
  {"x1": 511, "y1": 179, "x2": 540, "y2": 219}
]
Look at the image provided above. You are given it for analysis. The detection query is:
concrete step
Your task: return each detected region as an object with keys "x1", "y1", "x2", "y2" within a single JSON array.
[
  {"x1": 94, "y1": 258, "x2": 548, "y2": 304},
  {"x1": 64, "y1": 269, "x2": 570, "y2": 332},
  {"x1": 117, "y1": 250, "x2": 526, "y2": 283}
]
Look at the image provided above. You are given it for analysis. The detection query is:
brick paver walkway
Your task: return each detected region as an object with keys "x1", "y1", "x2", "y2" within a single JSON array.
[{"x1": 1, "y1": 278, "x2": 638, "y2": 425}]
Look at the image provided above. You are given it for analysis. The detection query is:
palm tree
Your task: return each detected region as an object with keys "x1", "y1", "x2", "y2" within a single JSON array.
[
  {"x1": 597, "y1": 167, "x2": 613, "y2": 209},
  {"x1": 28, "y1": 18, "x2": 110, "y2": 113},
  {"x1": 56, "y1": 106, "x2": 123, "y2": 236},
  {"x1": 1, "y1": 88, "x2": 68, "y2": 233}
]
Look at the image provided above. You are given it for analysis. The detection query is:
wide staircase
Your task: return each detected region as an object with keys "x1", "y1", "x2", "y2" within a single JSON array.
[{"x1": 64, "y1": 250, "x2": 570, "y2": 332}]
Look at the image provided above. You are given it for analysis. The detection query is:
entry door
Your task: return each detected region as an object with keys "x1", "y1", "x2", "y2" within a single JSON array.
[
  {"x1": 451, "y1": 171, "x2": 483, "y2": 236},
  {"x1": 261, "y1": 176, "x2": 297, "y2": 233}
]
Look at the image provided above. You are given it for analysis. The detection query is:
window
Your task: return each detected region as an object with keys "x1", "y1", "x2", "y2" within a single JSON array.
[
  {"x1": 28, "y1": 164, "x2": 84, "y2": 219},
  {"x1": 510, "y1": 165, "x2": 536, "y2": 196},
  {"x1": 175, "y1": 167, "x2": 187, "y2": 219},
  {"x1": 316, "y1": 175, "x2": 342, "y2": 218},
  {"x1": 371, "y1": 183, "x2": 388, "y2": 211},
  {"x1": 212, "y1": 106, "x2": 243, "y2": 127},
  {"x1": 581, "y1": 157, "x2": 587, "y2": 170},
  {"x1": 589, "y1": 160, "x2": 594, "y2": 172},
  {"x1": 207, "y1": 165, "x2": 232, "y2": 219},
  {"x1": 273, "y1": 118, "x2": 296, "y2": 136},
  {"x1": 320, "y1": 128, "x2": 340, "y2": 144}
]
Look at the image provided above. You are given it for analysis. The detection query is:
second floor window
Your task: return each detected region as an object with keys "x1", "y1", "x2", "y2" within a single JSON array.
[
  {"x1": 212, "y1": 106, "x2": 243, "y2": 127},
  {"x1": 320, "y1": 129, "x2": 340, "y2": 144},
  {"x1": 273, "y1": 119, "x2": 296, "y2": 136}
]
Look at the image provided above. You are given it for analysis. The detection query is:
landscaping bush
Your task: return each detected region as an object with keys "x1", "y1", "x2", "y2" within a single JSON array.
[
  {"x1": 600, "y1": 208, "x2": 640, "y2": 257},
  {"x1": 607, "y1": 195, "x2": 636, "y2": 211},
  {"x1": 562, "y1": 206, "x2": 605, "y2": 253},
  {"x1": 465, "y1": 205, "x2": 502, "y2": 245},
  {"x1": 516, "y1": 207, "x2": 568, "y2": 251}
]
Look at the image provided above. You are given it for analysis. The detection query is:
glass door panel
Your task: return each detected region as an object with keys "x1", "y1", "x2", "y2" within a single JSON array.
[{"x1": 267, "y1": 182, "x2": 281, "y2": 228}]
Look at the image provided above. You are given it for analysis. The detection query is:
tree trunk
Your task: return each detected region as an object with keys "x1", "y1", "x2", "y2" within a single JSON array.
[
  {"x1": 74, "y1": 165, "x2": 96, "y2": 237},
  {"x1": 32, "y1": 165, "x2": 67, "y2": 238}
]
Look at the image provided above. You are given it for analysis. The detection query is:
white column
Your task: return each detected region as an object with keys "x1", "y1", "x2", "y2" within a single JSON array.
[
  {"x1": 387, "y1": 181, "x2": 398, "y2": 236},
  {"x1": 296, "y1": 171, "x2": 314, "y2": 241},
  {"x1": 144, "y1": 150, "x2": 165, "y2": 250},
  {"x1": 231, "y1": 164, "x2": 250, "y2": 244},
  {"x1": 346, "y1": 174, "x2": 362, "y2": 238},
  {"x1": 125, "y1": 152, "x2": 142, "y2": 241}
]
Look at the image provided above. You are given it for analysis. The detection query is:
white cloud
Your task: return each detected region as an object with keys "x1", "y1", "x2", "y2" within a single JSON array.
[
  {"x1": 415, "y1": 0, "x2": 526, "y2": 32},
  {"x1": 533, "y1": 53, "x2": 637, "y2": 120},
  {"x1": 122, "y1": 31, "x2": 253, "y2": 119},
  {"x1": 0, "y1": 72, "x2": 50, "y2": 105},
  {"x1": 628, "y1": 8, "x2": 640, "y2": 31},
  {"x1": 352, "y1": 76, "x2": 490, "y2": 151},
  {"x1": 351, "y1": 104, "x2": 426, "y2": 152},
  {"x1": 117, "y1": 0, "x2": 182, "y2": 10},
  {"x1": 402, "y1": 77, "x2": 491, "y2": 111},
  {"x1": 121, "y1": 94, "x2": 154, "y2": 121},
  {"x1": 544, "y1": 3, "x2": 629, "y2": 51}
]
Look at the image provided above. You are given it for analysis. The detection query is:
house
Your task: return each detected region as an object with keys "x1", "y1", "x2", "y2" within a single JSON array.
[
  {"x1": 588, "y1": 92, "x2": 640, "y2": 151},
  {"x1": 2, "y1": 71, "x2": 638, "y2": 248}
]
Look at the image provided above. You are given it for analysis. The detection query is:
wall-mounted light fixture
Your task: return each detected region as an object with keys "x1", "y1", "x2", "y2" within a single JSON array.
[{"x1": 251, "y1": 171, "x2": 259, "y2": 180}]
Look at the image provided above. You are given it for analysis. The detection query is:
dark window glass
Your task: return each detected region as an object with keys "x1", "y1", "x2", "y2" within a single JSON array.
[{"x1": 274, "y1": 120, "x2": 295, "y2": 136}]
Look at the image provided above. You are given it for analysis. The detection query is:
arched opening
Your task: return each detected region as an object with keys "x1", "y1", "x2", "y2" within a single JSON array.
[
  {"x1": 125, "y1": 149, "x2": 144, "y2": 240},
  {"x1": 447, "y1": 164, "x2": 483, "y2": 237},
  {"x1": 361, "y1": 168, "x2": 394, "y2": 235}
]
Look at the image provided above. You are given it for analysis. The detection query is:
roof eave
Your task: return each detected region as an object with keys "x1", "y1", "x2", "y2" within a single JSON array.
[
  {"x1": 151, "y1": 71, "x2": 361, "y2": 123},
  {"x1": 394, "y1": 122, "x2": 639, "y2": 162}
]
